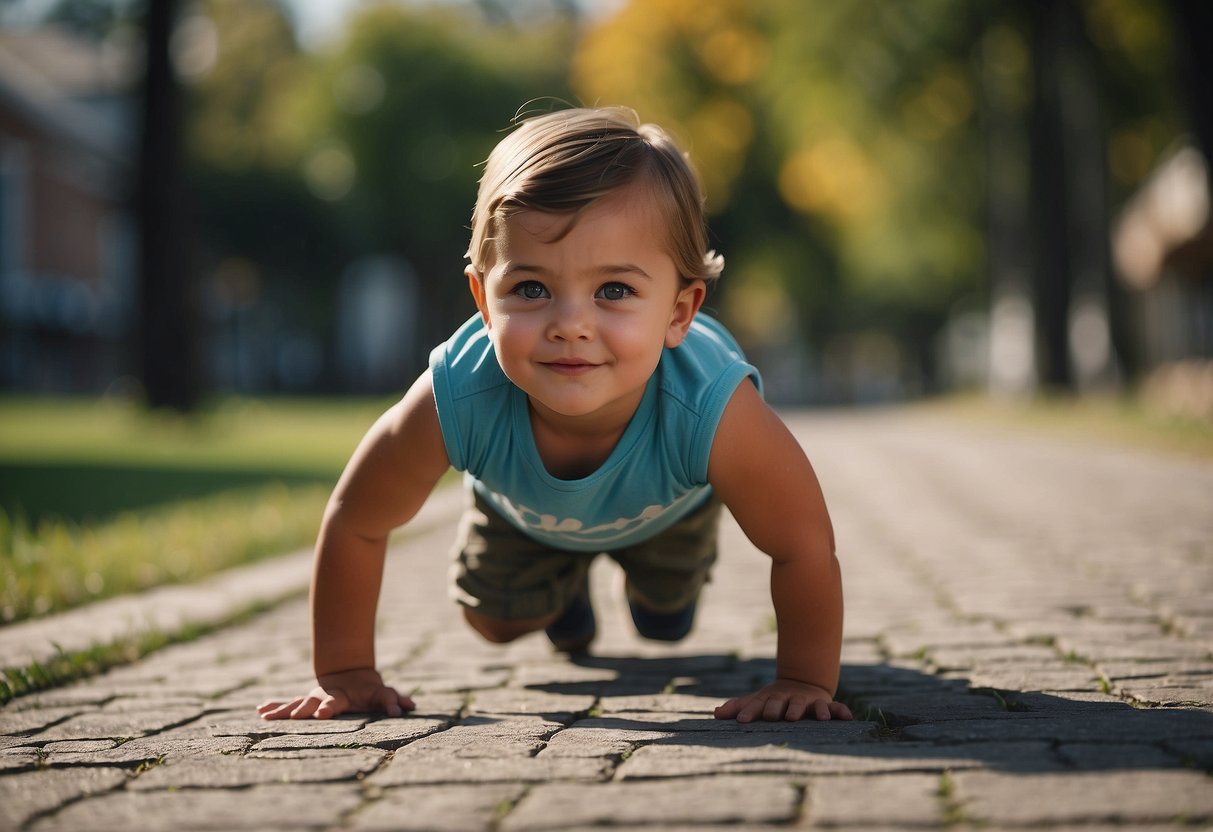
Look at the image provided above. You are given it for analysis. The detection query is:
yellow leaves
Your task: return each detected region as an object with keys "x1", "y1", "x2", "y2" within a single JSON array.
[
  {"x1": 1085, "y1": 0, "x2": 1170, "y2": 71},
  {"x1": 572, "y1": 0, "x2": 765, "y2": 208},
  {"x1": 726, "y1": 266, "x2": 796, "y2": 345},
  {"x1": 686, "y1": 96, "x2": 754, "y2": 208},
  {"x1": 697, "y1": 26, "x2": 767, "y2": 86},
  {"x1": 778, "y1": 135, "x2": 886, "y2": 224},
  {"x1": 900, "y1": 63, "x2": 974, "y2": 141}
]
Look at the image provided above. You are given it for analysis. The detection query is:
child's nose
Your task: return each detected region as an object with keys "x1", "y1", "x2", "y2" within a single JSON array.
[{"x1": 547, "y1": 298, "x2": 593, "y2": 341}]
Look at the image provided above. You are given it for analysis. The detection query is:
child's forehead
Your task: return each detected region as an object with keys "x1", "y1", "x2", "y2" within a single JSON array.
[
  {"x1": 507, "y1": 180, "x2": 669, "y2": 237},
  {"x1": 504, "y1": 186, "x2": 667, "y2": 246}
]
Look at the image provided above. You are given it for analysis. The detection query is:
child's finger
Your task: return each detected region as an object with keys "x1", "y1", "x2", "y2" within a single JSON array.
[
  {"x1": 258, "y1": 699, "x2": 301, "y2": 720},
  {"x1": 783, "y1": 697, "x2": 809, "y2": 722},
  {"x1": 378, "y1": 687, "x2": 403, "y2": 717},
  {"x1": 712, "y1": 697, "x2": 743, "y2": 720},
  {"x1": 291, "y1": 694, "x2": 331, "y2": 719},
  {"x1": 761, "y1": 696, "x2": 788, "y2": 722},
  {"x1": 829, "y1": 701, "x2": 854, "y2": 720}
]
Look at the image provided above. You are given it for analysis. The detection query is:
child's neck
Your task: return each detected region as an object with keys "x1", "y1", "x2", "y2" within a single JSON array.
[{"x1": 527, "y1": 396, "x2": 640, "y2": 480}]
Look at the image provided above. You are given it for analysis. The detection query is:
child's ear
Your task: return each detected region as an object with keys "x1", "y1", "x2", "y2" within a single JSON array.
[
  {"x1": 665, "y1": 279, "x2": 707, "y2": 348},
  {"x1": 466, "y1": 265, "x2": 491, "y2": 328}
]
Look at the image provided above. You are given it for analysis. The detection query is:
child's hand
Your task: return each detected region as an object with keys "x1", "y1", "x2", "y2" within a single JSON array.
[
  {"x1": 713, "y1": 679, "x2": 853, "y2": 723},
  {"x1": 257, "y1": 668, "x2": 415, "y2": 720}
]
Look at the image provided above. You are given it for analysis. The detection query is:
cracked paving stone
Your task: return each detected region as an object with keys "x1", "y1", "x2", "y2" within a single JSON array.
[
  {"x1": 538, "y1": 726, "x2": 675, "y2": 758},
  {"x1": 370, "y1": 753, "x2": 613, "y2": 785},
  {"x1": 205, "y1": 712, "x2": 370, "y2": 737},
  {"x1": 1096, "y1": 660, "x2": 1213, "y2": 681},
  {"x1": 0, "y1": 707, "x2": 86, "y2": 736},
  {"x1": 501, "y1": 775, "x2": 799, "y2": 830},
  {"x1": 1120, "y1": 683, "x2": 1213, "y2": 707},
  {"x1": 128, "y1": 748, "x2": 384, "y2": 789},
  {"x1": 29, "y1": 707, "x2": 204, "y2": 742},
  {"x1": 961, "y1": 664, "x2": 1102, "y2": 692},
  {"x1": 0, "y1": 748, "x2": 44, "y2": 772},
  {"x1": 1056, "y1": 742, "x2": 1188, "y2": 770},
  {"x1": 389, "y1": 717, "x2": 564, "y2": 758},
  {"x1": 30, "y1": 783, "x2": 363, "y2": 831},
  {"x1": 847, "y1": 690, "x2": 1023, "y2": 723},
  {"x1": 953, "y1": 770, "x2": 1213, "y2": 826},
  {"x1": 1, "y1": 766, "x2": 128, "y2": 829},
  {"x1": 574, "y1": 713, "x2": 880, "y2": 742},
  {"x1": 42, "y1": 734, "x2": 252, "y2": 767},
  {"x1": 596, "y1": 693, "x2": 726, "y2": 714},
  {"x1": 251, "y1": 717, "x2": 453, "y2": 751},
  {"x1": 900, "y1": 710, "x2": 1213, "y2": 743},
  {"x1": 616, "y1": 738, "x2": 1061, "y2": 778},
  {"x1": 353, "y1": 783, "x2": 527, "y2": 831},
  {"x1": 806, "y1": 773, "x2": 944, "y2": 827},
  {"x1": 466, "y1": 688, "x2": 597, "y2": 722}
]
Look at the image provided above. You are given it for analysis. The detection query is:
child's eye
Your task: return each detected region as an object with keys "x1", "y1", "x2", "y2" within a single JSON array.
[
  {"x1": 597, "y1": 282, "x2": 634, "y2": 301},
  {"x1": 514, "y1": 281, "x2": 548, "y2": 300}
]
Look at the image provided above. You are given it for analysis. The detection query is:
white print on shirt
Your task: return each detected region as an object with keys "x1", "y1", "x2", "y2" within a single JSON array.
[{"x1": 488, "y1": 492, "x2": 684, "y2": 546}]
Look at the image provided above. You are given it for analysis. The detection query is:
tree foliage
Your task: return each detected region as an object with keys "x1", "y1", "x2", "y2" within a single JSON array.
[
  {"x1": 184, "y1": 0, "x2": 574, "y2": 373},
  {"x1": 573, "y1": 0, "x2": 984, "y2": 348},
  {"x1": 572, "y1": 0, "x2": 1192, "y2": 393},
  {"x1": 152, "y1": 0, "x2": 1197, "y2": 394}
]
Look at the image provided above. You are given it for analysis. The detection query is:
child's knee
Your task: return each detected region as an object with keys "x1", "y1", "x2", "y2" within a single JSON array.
[{"x1": 462, "y1": 607, "x2": 553, "y2": 644}]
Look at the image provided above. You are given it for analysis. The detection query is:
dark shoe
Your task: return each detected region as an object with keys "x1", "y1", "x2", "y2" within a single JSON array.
[
  {"x1": 545, "y1": 577, "x2": 596, "y2": 653},
  {"x1": 629, "y1": 597, "x2": 697, "y2": 642}
]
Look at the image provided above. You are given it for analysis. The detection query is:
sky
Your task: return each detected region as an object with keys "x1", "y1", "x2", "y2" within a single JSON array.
[
  {"x1": 0, "y1": 0, "x2": 621, "y2": 49},
  {"x1": 282, "y1": 0, "x2": 622, "y2": 49}
]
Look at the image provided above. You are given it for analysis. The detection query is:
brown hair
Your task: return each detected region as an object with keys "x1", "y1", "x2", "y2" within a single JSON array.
[{"x1": 466, "y1": 107, "x2": 723, "y2": 283}]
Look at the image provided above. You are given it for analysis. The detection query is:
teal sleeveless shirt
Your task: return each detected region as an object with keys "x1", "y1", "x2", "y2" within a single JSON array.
[{"x1": 429, "y1": 313, "x2": 761, "y2": 552}]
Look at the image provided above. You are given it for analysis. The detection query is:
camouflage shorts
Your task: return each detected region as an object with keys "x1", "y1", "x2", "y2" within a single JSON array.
[{"x1": 450, "y1": 488, "x2": 721, "y2": 621}]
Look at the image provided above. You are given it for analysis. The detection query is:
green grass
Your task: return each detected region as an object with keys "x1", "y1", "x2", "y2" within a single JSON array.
[
  {"x1": 0, "y1": 483, "x2": 328, "y2": 623},
  {"x1": 0, "y1": 394, "x2": 397, "y2": 624},
  {"x1": 0, "y1": 395, "x2": 395, "y2": 523}
]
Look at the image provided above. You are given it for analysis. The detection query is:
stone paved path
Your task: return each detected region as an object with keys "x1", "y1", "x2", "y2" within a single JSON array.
[{"x1": 2, "y1": 407, "x2": 1212, "y2": 830}]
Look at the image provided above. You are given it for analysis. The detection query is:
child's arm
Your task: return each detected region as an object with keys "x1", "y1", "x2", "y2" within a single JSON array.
[
  {"x1": 258, "y1": 370, "x2": 450, "y2": 720},
  {"x1": 706, "y1": 379, "x2": 852, "y2": 723}
]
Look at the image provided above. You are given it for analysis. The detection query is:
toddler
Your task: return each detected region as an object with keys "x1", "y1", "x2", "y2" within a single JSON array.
[{"x1": 259, "y1": 107, "x2": 850, "y2": 724}]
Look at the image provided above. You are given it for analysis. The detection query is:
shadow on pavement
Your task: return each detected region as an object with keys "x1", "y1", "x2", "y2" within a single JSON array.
[{"x1": 523, "y1": 654, "x2": 1213, "y2": 775}]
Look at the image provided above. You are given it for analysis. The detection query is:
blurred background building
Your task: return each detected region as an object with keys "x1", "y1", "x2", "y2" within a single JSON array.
[
  {"x1": 0, "y1": 23, "x2": 136, "y2": 393},
  {"x1": 0, "y1": 0, "x2": 1209, "y2": 417}
]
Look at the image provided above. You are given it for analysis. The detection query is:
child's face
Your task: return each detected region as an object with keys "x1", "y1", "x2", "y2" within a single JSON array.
[{"x1": 467, "y1": 183, "x2": 705, "y2": 427}]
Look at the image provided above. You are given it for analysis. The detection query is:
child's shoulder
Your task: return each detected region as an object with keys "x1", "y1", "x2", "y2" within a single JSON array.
[
  {"x1": 653, "y1": 313, "x2": 761, "y2": 471},
  {"x1": 662, "y1": 313, "x2": 761, "y2": 399},
  {"x1": 429, "y1": 315, "x2": 513, "y2": 398}
]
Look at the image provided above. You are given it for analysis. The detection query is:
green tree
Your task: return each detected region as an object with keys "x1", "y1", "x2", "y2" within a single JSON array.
[
  {"x1": 574, "y1": 0, "x2": 1194, "y2": 398},
  {"x1": 184, "y1": 2, "x2": 575, "y2": 387},
  {"x1": 301, "y1": 4, "x2": 575, "y2": 350},
  {"x1": 573, "y1": 0, "x2": 984, "y2": 397}
]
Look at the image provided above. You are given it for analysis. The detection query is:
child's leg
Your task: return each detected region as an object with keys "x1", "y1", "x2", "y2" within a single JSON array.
[
  {"x1": 450, "y1": 488, "x2": 595, "y2": 646},
  {"x1": 611, "y1": 496, "x2": 721, "y2": 641}
]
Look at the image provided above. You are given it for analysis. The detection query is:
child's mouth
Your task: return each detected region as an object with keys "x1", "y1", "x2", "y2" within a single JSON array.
[{"x1": 542, "y1": 359, "x2": 598, "y2": 376}]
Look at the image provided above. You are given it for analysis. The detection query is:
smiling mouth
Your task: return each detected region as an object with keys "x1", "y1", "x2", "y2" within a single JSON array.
[{"x1": 541, "y1": 360, "x2": 599, "y2": 376}]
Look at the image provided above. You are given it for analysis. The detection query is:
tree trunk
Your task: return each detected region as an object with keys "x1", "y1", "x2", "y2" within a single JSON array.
[
  {"x1": 1027, "y1": 0, "x2": 1075, "y2": 391},
  {"x1": 137, "y1": 0, "x2": 199, "y2": 411}
]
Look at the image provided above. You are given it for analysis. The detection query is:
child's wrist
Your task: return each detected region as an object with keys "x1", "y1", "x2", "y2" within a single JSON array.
[{"x1": 775, "y1": 672, "x2": 836, "y2": 697}]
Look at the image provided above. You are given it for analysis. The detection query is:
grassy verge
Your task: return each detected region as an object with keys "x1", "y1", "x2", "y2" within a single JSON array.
[
  {"x1": 0, "y1": 394, "x2": 393, "y2": 523},
  {"x1": 0, "y1": 395, "x2": 393, "y2": 624},
  {"x1": 0, "y1": 595, "x2": 292, "y2": 706},
  {"x1": 0, "y1": 483, "x2": 328, "y2": 624}
]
